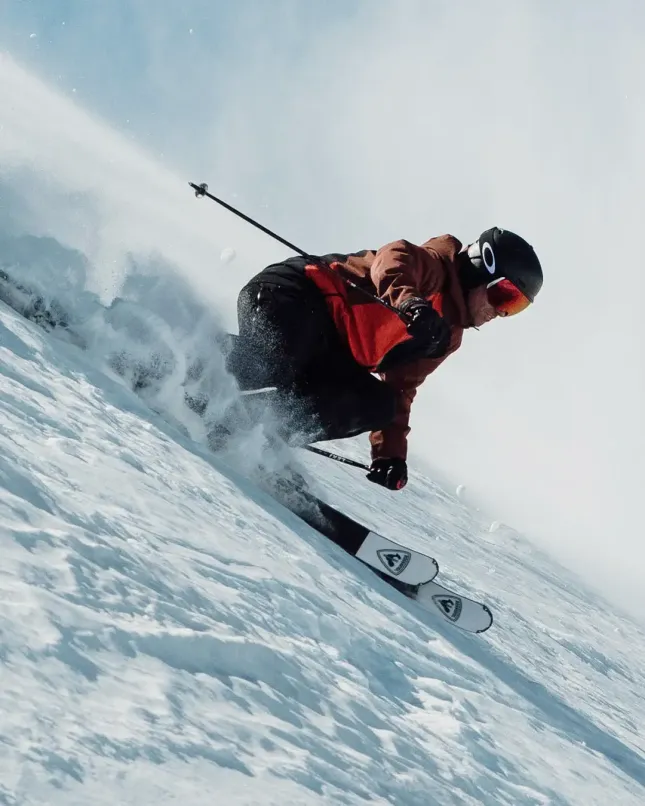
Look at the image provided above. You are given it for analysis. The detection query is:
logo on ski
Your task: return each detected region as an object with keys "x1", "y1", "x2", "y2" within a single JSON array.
[
  {"x1": 432, "y1": 595, "x2": 463, "y2": 622},
  {"x1": 377, "y1": 549, "x2": 411, "y2": 576}
]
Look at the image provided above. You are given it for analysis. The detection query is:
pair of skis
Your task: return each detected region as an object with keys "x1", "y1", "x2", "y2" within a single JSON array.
[
  {"x1": 270, "y1": 485, "x2": 493, "y2": 634},
  {"x1": 356, "y1": 531, "x2": 493, "y2": 633}
]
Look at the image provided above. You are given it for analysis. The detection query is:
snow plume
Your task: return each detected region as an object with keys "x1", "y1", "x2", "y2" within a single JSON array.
[
  {"x1": 0, "y1": 227, "x2": 314, "y2": 494},
  {"x1": 0, "y1": 51, "x2": 284, "y2": 327},
  {"x1": 0, "y1": 51, "x2": 297, "y2": 480}
]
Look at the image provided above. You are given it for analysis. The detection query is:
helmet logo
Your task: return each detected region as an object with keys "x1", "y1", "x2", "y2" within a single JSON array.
[{"x1": 481, "y1": 242, "x2": 496, "y2": 274}]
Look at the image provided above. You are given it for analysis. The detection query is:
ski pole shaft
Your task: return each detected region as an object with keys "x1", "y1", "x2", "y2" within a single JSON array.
[
  {"x1": 304, "y1": 444, "x2": 370, "y2": 471},
  {"x1": 190, "y1": 182, "x2": 308, "y2": 258},
  {"x1": 189, "y1": 181, "x2": 404, "y2": 318}
]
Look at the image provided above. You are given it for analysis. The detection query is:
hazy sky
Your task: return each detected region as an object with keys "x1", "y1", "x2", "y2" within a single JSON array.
[{"x1": 1, "y1": 1, "x2": 644, "y2": 615}]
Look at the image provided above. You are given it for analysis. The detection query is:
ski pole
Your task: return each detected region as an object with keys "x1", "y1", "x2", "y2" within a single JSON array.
[
  {"x1": 304, "y1": 444, "x2": 370, "y2": 471},
  {"x1": 189, "y1": 182, "x2": 405, "y2": 319}
]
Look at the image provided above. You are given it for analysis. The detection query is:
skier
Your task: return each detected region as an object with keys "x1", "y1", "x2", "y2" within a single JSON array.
[{"x1": 226, "y1": 227, "x2": 543, "y2": 491}]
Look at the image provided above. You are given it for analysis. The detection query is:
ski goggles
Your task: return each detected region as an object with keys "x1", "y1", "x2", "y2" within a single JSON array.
[{"x1": 486, "y1": 277, "x2": 531, "y2": 317}]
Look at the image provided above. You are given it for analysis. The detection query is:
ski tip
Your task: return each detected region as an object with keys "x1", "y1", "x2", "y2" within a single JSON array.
[{"x1": 476, "y1": 604, "x2": 494, "y2": 633}]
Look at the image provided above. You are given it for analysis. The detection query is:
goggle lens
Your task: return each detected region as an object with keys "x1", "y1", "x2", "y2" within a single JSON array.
[{"x1": 486, "y1": 278, "x2": 531, "y2": 317}]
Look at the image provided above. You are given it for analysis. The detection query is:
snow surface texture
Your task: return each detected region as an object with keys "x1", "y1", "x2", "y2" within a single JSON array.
[{"x1": 1, "y1": 296, "x2": 645, "y2": 805}]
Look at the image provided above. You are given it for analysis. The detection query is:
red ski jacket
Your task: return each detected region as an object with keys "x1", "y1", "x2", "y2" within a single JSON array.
[{"x1": 304, "y1": 235, "x2": 471, "y2": 460}]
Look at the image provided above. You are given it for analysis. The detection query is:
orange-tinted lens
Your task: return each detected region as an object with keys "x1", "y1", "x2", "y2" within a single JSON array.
[{"x1": 486, "y1": 278, "x2": 531, "y2": 316}]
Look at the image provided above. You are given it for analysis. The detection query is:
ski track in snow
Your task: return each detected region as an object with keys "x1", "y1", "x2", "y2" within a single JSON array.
[{"x1": 1, "y1": 301, "x2": 645, "y2": 806}]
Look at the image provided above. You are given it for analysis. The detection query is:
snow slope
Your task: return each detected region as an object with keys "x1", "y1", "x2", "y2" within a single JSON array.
[{"x1": 1, "y1": 300, "x2": 645, "y2": 806}]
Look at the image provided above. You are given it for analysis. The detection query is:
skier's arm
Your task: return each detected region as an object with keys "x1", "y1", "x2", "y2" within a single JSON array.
[
  {"x1": 370, "y1": 239, "x2": 446, "y2": 309},
  {"x1": 369, "y1": 384, "x2": 417, "y2": 461},
  {"x1": 370, "y1": 355, "x2": 449, "y2": 460}
]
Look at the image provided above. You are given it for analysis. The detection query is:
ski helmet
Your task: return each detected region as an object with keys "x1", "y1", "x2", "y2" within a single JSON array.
[{"x1": 465, "y1": 227, "x2": 543, "y2": 302}]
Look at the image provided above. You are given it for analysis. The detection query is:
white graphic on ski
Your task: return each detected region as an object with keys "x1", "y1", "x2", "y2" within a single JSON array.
[
  {"x1": 356, "y1": 531, "x2": 438, "y2": 585},
  {"x1": 376, "y1": 548, "x2": 411, "y2": 576},
  {"x1": 415, "y1": 579, "x2": 493, "y2": 633}
]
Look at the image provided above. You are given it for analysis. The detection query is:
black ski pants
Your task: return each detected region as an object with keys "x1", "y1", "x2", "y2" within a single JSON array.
[{"x1": 226, "y1": 273, "x2": 396, "y2": 445}]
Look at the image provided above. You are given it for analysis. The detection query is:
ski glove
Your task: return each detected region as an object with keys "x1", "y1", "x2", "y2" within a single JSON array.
[
  {"x1": 366, "y1": 457, "x2": 408, "y2": 491},
  {"x1": 399, "y1": 297, "x2": 451, "y2": 357}
]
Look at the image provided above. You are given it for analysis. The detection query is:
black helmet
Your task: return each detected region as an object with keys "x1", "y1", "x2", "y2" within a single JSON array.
[{"x1": 465, "y1": 227, "x2": 543, "y2": 302}]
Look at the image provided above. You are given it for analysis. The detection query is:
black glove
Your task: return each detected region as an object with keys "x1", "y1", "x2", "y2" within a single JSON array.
[
  {"x1": 366, "y1": 457, "x2": 408, "y2": 491},
  {"x1": 399, "y1": 297, "x2": 450, "y2": 357}
]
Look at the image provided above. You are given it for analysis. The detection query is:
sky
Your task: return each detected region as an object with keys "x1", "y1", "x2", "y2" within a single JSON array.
[{"x1": 1, "y1": 0, "x2": 644, "y2": 615}]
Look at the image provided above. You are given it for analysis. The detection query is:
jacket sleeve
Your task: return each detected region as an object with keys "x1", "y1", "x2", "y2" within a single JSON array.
[
  {"x1": 369, "y1": 343, "x2": 458, "y2": 460},
  {"x1": 370, "y1": 239, "x2": 446, "y2": 309}
]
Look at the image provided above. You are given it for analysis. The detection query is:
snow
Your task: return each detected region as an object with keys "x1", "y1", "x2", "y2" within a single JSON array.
[
  {"x1": 220, "y1": 247, "x2": 237, "y2": 264},
  {"x1": 1, "y1": 293, "x2": 645, "y2": 805}
]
